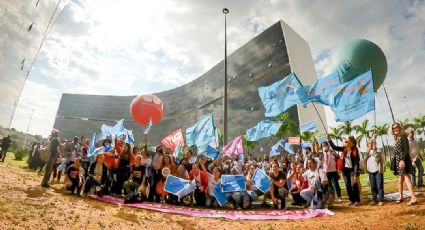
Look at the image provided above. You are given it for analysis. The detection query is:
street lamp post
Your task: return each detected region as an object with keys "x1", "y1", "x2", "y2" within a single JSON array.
[{"x1": 222, "y1": 8, "x2": 229, "y2": 145}]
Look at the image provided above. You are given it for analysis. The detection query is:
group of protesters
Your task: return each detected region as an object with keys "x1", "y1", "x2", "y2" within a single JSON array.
[{"x1": 31, "y1": 122, "x2": 421, "y2": 210}]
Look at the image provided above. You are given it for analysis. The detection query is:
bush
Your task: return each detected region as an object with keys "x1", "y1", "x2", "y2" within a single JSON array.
[{"x1": 14, "y1": 149, "x2": 28, "y2": 161}]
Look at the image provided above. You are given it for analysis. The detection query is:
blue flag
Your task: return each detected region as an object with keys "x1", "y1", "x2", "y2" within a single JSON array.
[
  {"x1": 88, "y1": 133, "x2": 96, "y2": 156},
  {"x1": 87, "y1": 146, "x2": 105, "y2": 163},
  {"x1": 299, "y1": 120, "x2": 317, "y2": 133},
  {"x1": 270, "y1": 139, "x2": 285, "y2": 157},
  {"x1": 101, "y1": 119, "x2": 126, "y2": 137},
  {"x1": 221, "y1": 175, "x2": 246, "y2": 192},
  {"x1": 258, "y1": 73, "x2": 303, "y2": 117},
  {"x1": 284, "y1": 143, "x2": 295, "y2": 154},
  {"x1": 164, "y1": 175, "x2": 196, "y2": 199},
  {"x1": 301, "y1": 141, "x2": 312, "y2": 149},
  {"x1": 203, "y1": 145, "x2": 220, "y2": 160},
  {"x1": 186, "y1": 114, "x2": 215, "y2": 155},
  {"x1": 212, "y1": 181, "x2": 229, "y2": 206},
  {"x1": 317, "y1": 136, "x2": 328, "y2": 144},
  {"x1": 125, "y1": 130, "x2": 135, "y2": 147},
  {"x1": 296, "y1": 71, "x2": 340, "y2": 105},
  {"x1": 144, "y1": 117, "x2": 152, "y2": 135},
  {"x1": 324, "y1": 70, "x2": 375, "y2": 122},
  {"x1": 251, "y1": 168, "x2": 271, "y2": 193},
  {"x1": 246, "y1": 120, "x2": 283, "y2": 142},
  {"x1": 173, "y1": 142, "x2": 184, "y2": 161}
]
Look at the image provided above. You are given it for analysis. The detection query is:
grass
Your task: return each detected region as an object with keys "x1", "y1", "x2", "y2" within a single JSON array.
[{"x1": 3, "y1": 153, "x2": 29, "y2": 168}]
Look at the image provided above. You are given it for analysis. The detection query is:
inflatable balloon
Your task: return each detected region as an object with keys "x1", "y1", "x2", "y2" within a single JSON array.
[
  {"x1": 331, "y1": 39, "x2": 387, "y2": 92},
  {"x1": 130, "y1": 95, "x2": 164, "y2": 126}
]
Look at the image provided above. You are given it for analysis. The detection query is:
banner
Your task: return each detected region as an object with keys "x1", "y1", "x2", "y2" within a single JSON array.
[
  {"x1": 186, "y1": 115, "x2": 216, "y2": 155},
  {"x1": 144, "y1": 117, "x2": 152, "y2": 135},
  {"x1": 246, "y1": 120, "x2": 283, "y2": 142},
  {"x1": 212, "y1": 181, "x2": 229, "y2": 206},
  {"x1": 161, "y1": 128, "x2": 185, "y2": 152},
  {"x1": 203, "y1": 145, "x2": 220, "y2": 160},
  {"x1": 258, "y1": 73, "x2": 303, "y2": 117},
  {"x1": 251, "y1": 168, "x2": 271, "y2": 193},
  {"x1": 324, "y1": 70, "x2": 375, "y2": 122},
  {"x1": 296, "y1": 71, "x2": 340, "y2": 105},
  {"x1": 221, "y1": 175, "x2": 246, "y2": 192},
  {"x1": 164, "y1": 175, "x2": 196, "y2": 199},
  {"x1": 223, "y1": 135, "x2": 243, "y2": 158},
  {"x1": 288, "y1": 136, "x2": 301, "y2": 145},
  {"x1": 299, "y1": 120, "x2": 317, "y2": 133},
  {"x1": 101, "y1": 119, "x2": 127, "y2": 137}
]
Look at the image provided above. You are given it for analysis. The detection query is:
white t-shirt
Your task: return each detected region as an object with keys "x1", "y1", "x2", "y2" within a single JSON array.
[
  {"x1": 302, "y1": 168, "x2": 327, "y2": 188},
  {"x1": 342, "y1": 151, "x2": 352, "y2": 168},
  {"x1": 141, "y1": 157, "x2": 152, "y2": 166},
  {"x1": 366, "y1": 150, "x2": 379, "y2": 173}
]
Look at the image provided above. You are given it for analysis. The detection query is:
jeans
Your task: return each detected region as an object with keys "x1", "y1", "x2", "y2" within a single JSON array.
[
  {"x1": 411, "y1": 159, "x2": 424, "y2": 186},
  {"x1": 343, "y1": 167, "x2": 360, "y2": 203},
  {"x1": 300, "y1": 188, "x2": 314, "y2": 204},
  {"x1": 368, "y1": 172, "x2": 384, "y2": 202},
  {"x1": 326, "y1": 171, "x2": 342, "y2": 198}
]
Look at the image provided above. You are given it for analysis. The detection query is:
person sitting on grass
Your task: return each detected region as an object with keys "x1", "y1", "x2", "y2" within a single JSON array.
[
  {"x1": 65, "y1": 157, "x2": 85, "y2": 195},
  {"x1": 83, "y1": 154, "x2": 108, "y2": 197}
]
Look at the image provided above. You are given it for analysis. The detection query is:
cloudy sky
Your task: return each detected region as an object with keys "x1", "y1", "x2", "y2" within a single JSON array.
[{"x1": 10, "y1": 0, "x2": 425, "y2": 138}]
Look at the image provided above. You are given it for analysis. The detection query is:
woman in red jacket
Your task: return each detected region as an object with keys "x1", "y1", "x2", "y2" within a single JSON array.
[{"x1": 189, "y1": 163, "x2": 208, "y2": 206}]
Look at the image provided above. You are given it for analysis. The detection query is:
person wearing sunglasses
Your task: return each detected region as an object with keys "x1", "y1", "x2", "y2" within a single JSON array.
[{"x1": 391, "y1": 123, "x2": 417, "y2": 206}]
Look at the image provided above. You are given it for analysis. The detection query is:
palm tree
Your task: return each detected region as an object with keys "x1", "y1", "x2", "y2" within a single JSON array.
[
  {"x1": 300, "y1": 131, "x2": 315, "y2": 142},
  {"x1": 398, "y1": 118, "x2": 414, "y2": 130},
  {"x1": 272, "y1": 113, "x2": 298, "y2": 138},
  {"x1": 372, "y1": 124, "x2": 390, "y2": 161},
  {"x1": 413, "y1": 115, "x2": 425, "y2": 138},
  {"x1": 353, "y1": 119, "x2": 370, "y2": 149},
  {"x1": 242, "y1": 135, "x2": 258, "y2": 155},
  {"x1": 339, "y1": 121, "x2": 353, "y2": 137},
  {"x1": 328, "y1": 127, "x2": 343, "y2": 146}
]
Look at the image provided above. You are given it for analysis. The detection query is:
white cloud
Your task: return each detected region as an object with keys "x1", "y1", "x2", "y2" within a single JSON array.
[{"x1": 10, "y1": 0, "x2": 425, "y2": 139}]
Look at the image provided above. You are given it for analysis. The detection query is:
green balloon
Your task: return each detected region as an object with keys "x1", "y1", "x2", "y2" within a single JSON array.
[{"x1": 331, "y1": 39, "x2": 387, "y2": 92}]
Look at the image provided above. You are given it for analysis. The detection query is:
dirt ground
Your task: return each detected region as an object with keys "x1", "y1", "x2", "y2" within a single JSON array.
[{"x1": 1, "y1": 157, "x2": 425, "y2": 230}]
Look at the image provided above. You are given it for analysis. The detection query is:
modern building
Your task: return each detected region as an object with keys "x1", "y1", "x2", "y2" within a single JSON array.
[
  {"x1": 54, "y1": 20, "x2": 327, "y2": 151},
  {"x1": 0, "y1": 0, "x2": 62, "y2": 129}
]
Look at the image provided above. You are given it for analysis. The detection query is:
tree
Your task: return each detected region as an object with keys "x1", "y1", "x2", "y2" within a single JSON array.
[
  {"x1": 242, "y1": 135, "x2": 258, "y2": 155},
  {"x1": 328, "y1": 127, "x2": 343, "y2": 146},
  {"x1": 353, "y1": 119, "x2": 370, "y2": 148},
  {"x1": 300, "y1": 131, "x2": 315, "y2": 142},
  {"x1": 339, "y1": 121, "x2": 353, "y2": 137},
  {"x1": 413, "y1": 115, "x2": 425, "y2": 138},
  {"x1": 272, "y1": 113, "x2": 298, "y2": 139},
  {"x1": 372, "y1": 124, "x2": 389, "y2": 161},
  {"x1": 398, "y1": 118, "x2": 414, "y2": 130}
]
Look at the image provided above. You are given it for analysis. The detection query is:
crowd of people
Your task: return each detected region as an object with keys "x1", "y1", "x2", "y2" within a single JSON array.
[{"x1": 25, "y1": 122, "x2": 421, "y2": 210}]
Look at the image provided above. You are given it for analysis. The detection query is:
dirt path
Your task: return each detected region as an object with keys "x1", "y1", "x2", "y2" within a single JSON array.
[{"x1": 0, "y1": 158, "x2": 424, "y2": 230}]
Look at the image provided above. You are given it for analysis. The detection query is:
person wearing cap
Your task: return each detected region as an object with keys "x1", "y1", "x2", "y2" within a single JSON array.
[{"x1": 41, "y1": 129, "x2": 61, "y2": 188}]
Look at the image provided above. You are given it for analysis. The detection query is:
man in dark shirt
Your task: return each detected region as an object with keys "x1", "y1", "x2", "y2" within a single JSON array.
[
  {"x1": 41, "y1": 129, "x2": 60, "y2": 188},
  {"x1": 268, "y1": 162, "x2": 288, "y2": 209},
  {"x1": 1, "y1": 135, "x2": 12, "y2": 162}
]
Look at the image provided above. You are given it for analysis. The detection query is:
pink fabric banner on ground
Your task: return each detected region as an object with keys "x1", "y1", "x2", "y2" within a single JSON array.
[
  {"x1": 223, "y1": 135, "x2": 243, "y2": 158},
  {"x1": 90, "y1": 195, "x2": 334, "y2": 220}
]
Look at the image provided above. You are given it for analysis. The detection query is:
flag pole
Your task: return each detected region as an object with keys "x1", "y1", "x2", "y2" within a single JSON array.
[
  {"x1": 382, "y1": 84, "x2": 396, "y2": 123},
  {"x1": 311, "y1": 103, "x2": 329, "y2": 135}
]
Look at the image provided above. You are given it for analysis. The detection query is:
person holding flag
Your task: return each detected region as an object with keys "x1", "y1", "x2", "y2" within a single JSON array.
[{"x1": 200, "y1": 157, "x2": 223, "y2": 207}]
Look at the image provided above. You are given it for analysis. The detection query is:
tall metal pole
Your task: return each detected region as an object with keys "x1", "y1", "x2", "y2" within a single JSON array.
[
  {"x1": 382, "y1": 84, "x2": 396, "y2": 123},
  {"x1": 222, "y1": 8, "x2": 229, "y2": 145},
  {"x1": 23, "y1": 109, "x2": 34, "y2": 150},
  {"x1": 403, "y1": 96, "x2": 413, "y2": 120}
]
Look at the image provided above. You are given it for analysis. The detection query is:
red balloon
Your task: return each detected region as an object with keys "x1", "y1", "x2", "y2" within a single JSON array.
[{"x1": 130, "y1": 95, "x2": 164, "y2": 126}]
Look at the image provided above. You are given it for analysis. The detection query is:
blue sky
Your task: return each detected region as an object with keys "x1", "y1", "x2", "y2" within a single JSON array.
[{"x1": 10, "y1": 0, "x2": 425, "y2": 139}]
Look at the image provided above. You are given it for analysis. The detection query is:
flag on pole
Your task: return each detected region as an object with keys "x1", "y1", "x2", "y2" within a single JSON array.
[
  {"x1": 296, "y1": 71, "x2": 340, "y2": 105},
  {"x1": 223, "y1": 135, "x2": 243, "y2": 158},
  {"x1": 258, "y1": 73, "x2": 303, "y2": 117},
  {"x1": 101, "y1": 119, "x2": 127, "y2": 137},
  {"x1": 203, "y1": 145, "x2": 220, "y2": 160},
  {"x1": 88, "y1": 133, "x2": 96, "y2": 156},
  {"x1": 161, "y1": 128, "x2": 185, "y2": 151},
  {"x1": 270, "y1": 139, "x2": 285, "y2": 157},
  {"x1": 284, "y1": 143, "x2": 295, "y2": 154},
  {"x1": 173, "y1": 141, "x2": 184, "y2": 161},
  {"x1": 324, "y1": 70, "x2": 375, "y2": 122},
  {"x1": 125, "y1": 130, "x2": 135, "y2": 147},
  {"x1": 299, "y1": 120, "x2": 317, "y2": 133},
  {"x1": 144, "y1": 117, "x2": 152, "y2": 135},
  {"x1": 186, "y1": 114, "x2": 215, "y2": 155},
  {"x1": 245, "y1": 120, "x2": 283, "y2": 142}
]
